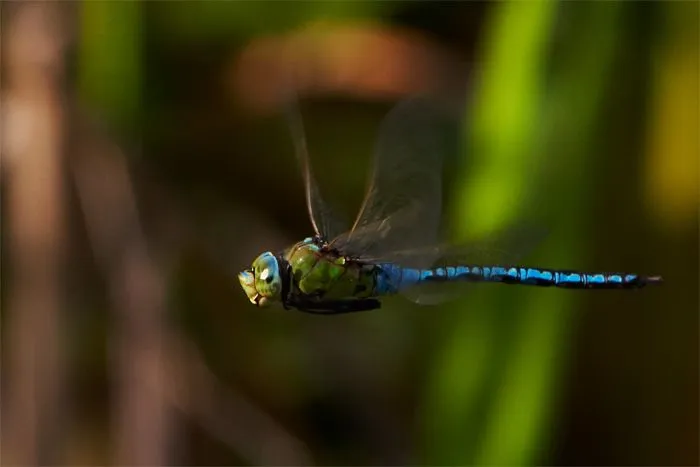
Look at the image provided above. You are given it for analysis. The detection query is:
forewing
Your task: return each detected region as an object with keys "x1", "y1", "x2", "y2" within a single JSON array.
[
  {"x1": 330, "y1": 97, "x2": 456, "y2": 258},
  {"x1": 285, "y1": 95, "x2": 347, "y2": 241}
]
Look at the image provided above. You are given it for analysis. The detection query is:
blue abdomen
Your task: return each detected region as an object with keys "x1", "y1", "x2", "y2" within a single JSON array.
[{"x1": 374, "y1": 263, "x2": 662, "y2": 294}]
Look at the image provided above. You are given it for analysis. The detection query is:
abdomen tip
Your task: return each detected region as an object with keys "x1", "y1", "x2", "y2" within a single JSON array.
[{"x1": 646, "y1": 275, "x2": 664, "y2": 285}]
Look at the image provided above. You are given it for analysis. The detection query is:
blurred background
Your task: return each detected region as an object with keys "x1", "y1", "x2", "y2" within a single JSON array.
[{"x1": 1, "y1": 1, "x2": 698, "y2": 466}]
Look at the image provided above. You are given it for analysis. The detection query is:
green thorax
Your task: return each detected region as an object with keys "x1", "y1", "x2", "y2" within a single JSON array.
[{"x1": 284, "y1": 238, "x2": 376, "y2": 300}]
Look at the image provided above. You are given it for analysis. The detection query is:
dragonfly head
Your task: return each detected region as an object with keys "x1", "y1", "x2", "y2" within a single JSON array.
[{"x1": 238, "y1": 251, "x2": 283, "y2": 307}]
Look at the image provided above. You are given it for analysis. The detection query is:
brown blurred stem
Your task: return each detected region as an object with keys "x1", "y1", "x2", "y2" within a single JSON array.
[
  {"x1": 70, "y1": 117, "x2": 311, "y2": 465},
  {"x1": 165, "y1": 332, "x2": 312, "y2": 466},
  {"x1": 2, "y1": 2, "x2": 68, "y2": 465},
  {"x1": 71, "y1": 126, "x2": 171, "y2": 466}
]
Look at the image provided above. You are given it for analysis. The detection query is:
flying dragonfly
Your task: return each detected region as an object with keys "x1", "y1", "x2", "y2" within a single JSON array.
[{"x1": 238, "y1": 97, "x2": 663, "y2": 314}]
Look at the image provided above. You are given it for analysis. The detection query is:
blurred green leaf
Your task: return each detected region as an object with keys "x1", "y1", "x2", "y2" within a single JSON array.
[
  {"x1": 155, "y1": 1, "x2": 395, "y2": 40},
  {"x1": 421, "y1": 2, "x2": 624, "y2": 465},
  {"x1": 79, "y1": 1, "x2": 141, "y2": 130}
]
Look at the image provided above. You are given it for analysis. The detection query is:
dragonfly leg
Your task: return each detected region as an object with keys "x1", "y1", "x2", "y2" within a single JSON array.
[{"x1": 289, "y1": 298, "x2": 382, "y2": 314}]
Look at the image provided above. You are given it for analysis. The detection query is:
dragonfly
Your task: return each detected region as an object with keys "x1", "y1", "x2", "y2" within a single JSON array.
[{"x1": 238, "y1": 97, "x2": 663, "y2": 314}]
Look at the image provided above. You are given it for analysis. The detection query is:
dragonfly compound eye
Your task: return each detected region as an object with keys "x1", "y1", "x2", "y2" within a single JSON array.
[{"x1": 251, "y1": 252, "x2": 282, "y2": 305}]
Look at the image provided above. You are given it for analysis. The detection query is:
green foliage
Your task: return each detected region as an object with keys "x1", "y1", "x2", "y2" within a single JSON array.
[
  {"x1": 155, "y1": 1, "x2": 394, "y2": 40},
  {"x1": 421, "y1": 2, "x2": 625, "y2": 465},
  {"x1": 79, "y1": 1, "x2": 141, "y2": 130}
]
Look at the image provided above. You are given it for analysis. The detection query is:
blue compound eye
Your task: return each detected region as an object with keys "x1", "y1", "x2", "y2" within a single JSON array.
[{"x1": 251, "y1": 252, "x2": 281, "y2": 305}]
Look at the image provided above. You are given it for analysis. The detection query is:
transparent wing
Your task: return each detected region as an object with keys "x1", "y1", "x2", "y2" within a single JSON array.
[
  {"x1": 285, "y1": 95, "x2": 347, "y2": 241},
  {"x1": 329, "y1": 97, "x2": 456, "y2": 258},
  {"x1": 359, "y1": 224, "x2": 547, "y2": 269},
  {"x1": 363, "y1": 224, "x2": 548, "y2": 304}
]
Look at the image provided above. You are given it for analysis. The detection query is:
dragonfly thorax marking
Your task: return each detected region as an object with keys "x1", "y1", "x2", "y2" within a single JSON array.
[{"x1": 282, "y1": 237, "x2": 378, "y2": 306}]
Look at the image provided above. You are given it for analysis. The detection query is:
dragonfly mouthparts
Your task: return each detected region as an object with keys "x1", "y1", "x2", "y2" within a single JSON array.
[{"x1": 238, "y1": 269, "x2": 258, "y2": 304}]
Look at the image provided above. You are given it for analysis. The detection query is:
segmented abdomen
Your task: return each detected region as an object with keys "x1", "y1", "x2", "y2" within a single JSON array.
[{"x1": 375, "y1": 263, "x2": 662, "y2": 293}]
